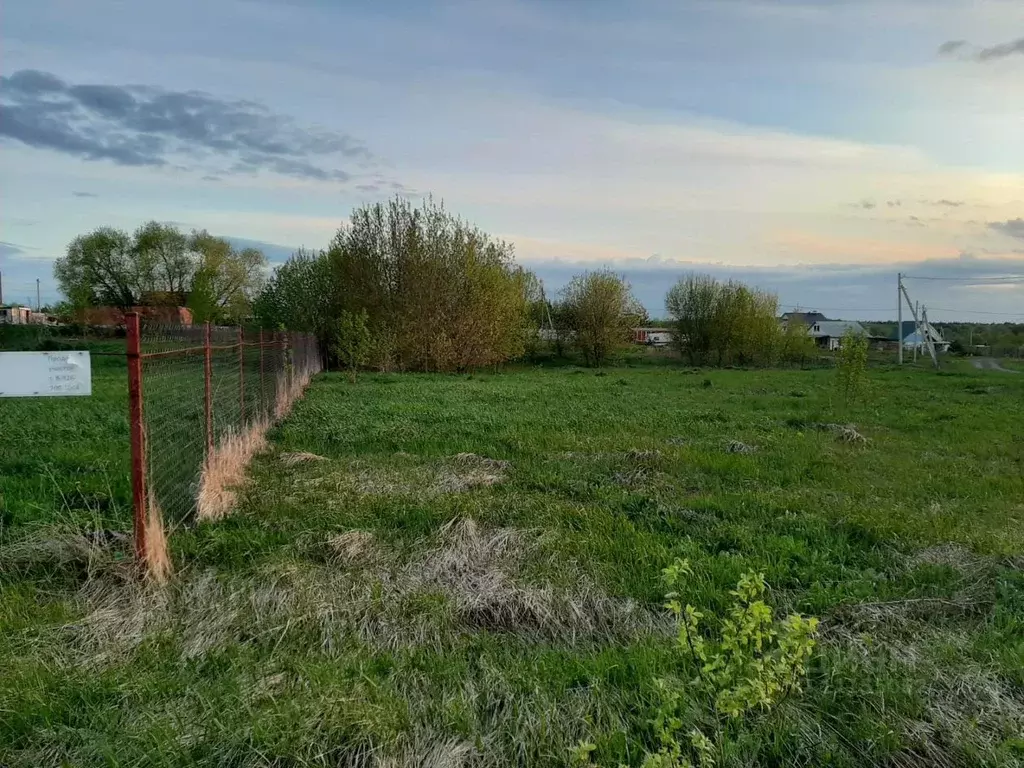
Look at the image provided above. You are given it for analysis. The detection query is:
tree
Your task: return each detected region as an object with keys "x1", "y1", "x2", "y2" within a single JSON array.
[
  {"x1": 53, "y1": 222, "x2": 267, "y2": 323},
  {"x1": 666, "y1": 273, "x2": 783, "y2": 367},
  {"x1": 324, "y1": 197, "x2": 533, "y2": 372},
  {"x1": 780, "y1": 316, "x2": 818, "y2": 365},
  {"x1": 134, "y1": 221, "x2": 190, "y2": 302},
  {"x1": 561, "y1": 270, "x2": 645, "y2": 367},
  {"x1": 666, "y1": 274, "x2": 724, "y2": 365},
  {"x1": 55, "y1": 228, "x2": 141, "y2": 310},
  {"x1": 187, "y1": 230, "x2": 267, "y2": 323},
  {"x1": 254, "y1": 249, "x2": 334, "y2": 343},
  {"x1": 332, "y1": 309, "x2": 373, "y2": 382}
]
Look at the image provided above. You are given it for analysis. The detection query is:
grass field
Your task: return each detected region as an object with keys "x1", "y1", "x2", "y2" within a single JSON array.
[{"x1": 2, "y1": 359, "x2": 1024, "y2": 766}]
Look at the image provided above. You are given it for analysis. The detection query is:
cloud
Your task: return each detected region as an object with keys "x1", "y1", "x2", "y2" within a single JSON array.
[
  {"x1": 920, "y1": 199, "x2": 965, "y2": 207},
  {"x1": 0, "y1": 241, "x2": 29, "y2": 259},
  {"x1": 978, "y1": 37, "x2": 1024, "y2": 61},
  {"x1": 0, "y1": 69, "x2": 372, "y2": 182},
  {"x1": 72, "y1": 191, "x2": 98, "y2": 198},
  {"x1": 201, "y1": 175, "x2": 222, "y2": 182},
  {"x1": 989, "y1": 218, "x2": 1024, "y2": 241},
  {"x1": 219, "y1": 235, "x2": 303, "y2": 264},
  {"x1": 937, "y1": 37, "x2": 1024, "y2": 62}
]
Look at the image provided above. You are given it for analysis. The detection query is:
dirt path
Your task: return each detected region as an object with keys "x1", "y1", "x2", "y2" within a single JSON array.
[{"x1": 972, "y1": 357, "x2": 1020, "y2": 373}]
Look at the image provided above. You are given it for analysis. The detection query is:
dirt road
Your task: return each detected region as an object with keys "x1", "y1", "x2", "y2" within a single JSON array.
[{"x1": 972, "y1": 357, "x2": 1020, "y2": 373}]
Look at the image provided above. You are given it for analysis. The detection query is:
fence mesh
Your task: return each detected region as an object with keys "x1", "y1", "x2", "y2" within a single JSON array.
[{"x1": 138, "y1": 323, "x2": 321, "y2": 525}]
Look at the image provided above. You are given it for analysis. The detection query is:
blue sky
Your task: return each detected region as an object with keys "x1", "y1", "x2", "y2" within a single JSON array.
[{"x1": 1, "y1": 0, "x2": 1022, "y2": 319}]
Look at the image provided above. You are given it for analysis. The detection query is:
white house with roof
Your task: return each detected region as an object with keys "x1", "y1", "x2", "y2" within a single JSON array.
[
  {"x1": 891, "y1": 321, "x2": 950, "y2": 353},
  {"x1": 781, "y1": 312, "x2": 868, "y2": 350},
  {"x1": 807, "y1": 320, "x2": 867, "y2": 350}
]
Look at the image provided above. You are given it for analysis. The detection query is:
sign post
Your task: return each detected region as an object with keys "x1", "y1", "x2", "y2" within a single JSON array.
[{"x1": 0, "y1": 351, "x2": 92, "y2": 397}]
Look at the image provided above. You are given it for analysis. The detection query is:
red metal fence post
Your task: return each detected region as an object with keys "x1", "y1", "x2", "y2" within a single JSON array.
[
  {"x1": 126, "y1": 312, "x2": 148, "y2": 565},
  {"x1": 238, "y1": 325, "x2": 245, "y2": 427},
  {"x1": 204, "y1": 321, "x2": 213, "y2": 456}
]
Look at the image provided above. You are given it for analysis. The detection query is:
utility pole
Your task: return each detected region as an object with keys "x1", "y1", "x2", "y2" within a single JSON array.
[
  {"x1": 0, "y1": 270, "x2": 4, "y2": 305},
  {"x1": 917, "y1": 299, "x2": 925, "y2": 362},
  {"x1": 897, "y1": 272, "x2": 903, "y2": 364},
  {"x1": 921, "y1": 306, "x2": 938, "y2": 368},
  {"x1": 36, "y1": 278, "x2": 41, "y2": 311}
]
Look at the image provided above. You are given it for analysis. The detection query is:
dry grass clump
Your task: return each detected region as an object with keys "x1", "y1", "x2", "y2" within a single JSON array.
[
  {"x1": 329, "y1": 454, "x2": 512, "y2": 497},
  {"x1": 69, "y1": 518, "x2": 660, "y2": 664},
  {"x1": 815, "y1": 422, "x2": 867, "y2": 443},
  {"x1": 0, "y1": 527, "x2": 125, "y2": 580},
  {"x1": 280, "y1": 451, "x2": 327, "y2": 467},
  {"x1": 326, "y1": 529, "x2": 379, "y2": 564},
  {"x1": 909, "y1": 542, "x2": 982, "y2": 573},
  {"x1": 142, "y1": 494, "x2": 172, "y2": 584},
  {"x1": 197, "y1": 424, "x2": 270, "y2": 520},
  {"x1": 451, "y1": 453, "x2": 510, "y2": 471},
  {"x1": 624, "y1": 448, "x2": 662, "y2": 461},
  {"x1": 726, "y1": 440, "x2": 757, "y2": 454},
  {"x1": 273, "y1": 361, "x2": 320, "y2": 422}
]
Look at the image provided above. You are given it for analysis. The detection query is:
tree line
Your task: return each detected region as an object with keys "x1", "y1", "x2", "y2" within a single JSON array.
[{"x1": 55, "y1": 196, "x2": 824, "y2": 371}]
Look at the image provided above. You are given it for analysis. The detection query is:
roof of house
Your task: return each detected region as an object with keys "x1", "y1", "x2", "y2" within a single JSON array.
[
  {"x1": 809, "y1": 320, "x2": 865, "y2": 338},
  {"x1": 890, "y1": 321, "x2": 945, "y2": 342},
  {"x1": 782, "y1": 311, "x2": 830, "y2": 324}
]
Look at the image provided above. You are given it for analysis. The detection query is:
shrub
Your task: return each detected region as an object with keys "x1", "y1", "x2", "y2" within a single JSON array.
[
  {"x1": 332, "y1": 309, "x2": 372, "y2": 382},
  {"x1": 561, "y1": 271, "x2": 646, "y2": 367},
  {"x1": 835, "y1": 328, "x2": 869, "y2": 405},
  {"x1": 575, "y1": 561, "x2": 819, "y2": 767},
  {"x1": 666, "y1": 274, "x2": 782, "y2": 367}
]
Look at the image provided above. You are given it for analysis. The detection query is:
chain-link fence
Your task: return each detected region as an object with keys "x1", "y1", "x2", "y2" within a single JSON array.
[{"x1": 126, "y1": 314, "x2": 321, "y2": 577}]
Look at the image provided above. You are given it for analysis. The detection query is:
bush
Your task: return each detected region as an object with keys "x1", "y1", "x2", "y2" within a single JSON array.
[
  {"x1": 561, "y1": 271, "x2": 646, "y2": 367},
  {"x1": 330, "y1": 197, "x2": 534, "y2": 372},
  {"x1": 576, "y1": 561, "x2": 819, "y2": 768},
  {"x1": 332, "y1": 309, "x2": 372, "y2": 382},
  {"x1": 256, "y1": 198, "x2": 537, "y2": 373},
  {"x1": 666, "y1": 274, "x2": 782, "y2": 366},
  {"x1": 835, "y1": 328, "x2": 869, "y2": 405}
]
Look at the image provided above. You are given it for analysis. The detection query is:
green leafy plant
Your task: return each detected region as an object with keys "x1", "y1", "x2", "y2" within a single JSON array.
[
  {"x1": 332, "y1": 309, "x2": 372, "y2": 383},
  {"x1": 646, "y1": 561, "x2": 819, "y2": 767},
  {"x1": 835, "y1": 329, "x2": 869, "y2": 405}
]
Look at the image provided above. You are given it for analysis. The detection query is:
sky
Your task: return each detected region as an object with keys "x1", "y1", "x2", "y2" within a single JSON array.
[{"x1": 1, "y1": 0, "x2": 1022, "y2": 321}]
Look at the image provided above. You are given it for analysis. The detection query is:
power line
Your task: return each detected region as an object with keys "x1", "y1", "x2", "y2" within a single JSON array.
[
  {"x1": 927, "y1": 307, "x2": 1024, "y2": 317},
  {"x1": 779, "y1": 304, "x2": 891, "y2": 312},
  {"x1": 903, "y1": 274, "x2": 1024, "y2": 282},
  {"x1": 780, "y1": 302, "x2": 1023, "y2": 318}
]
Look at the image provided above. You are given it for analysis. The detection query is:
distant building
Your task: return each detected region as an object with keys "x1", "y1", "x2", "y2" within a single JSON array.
[
  {"x1": 807, "y1": 320, "x2": 867, "y2": 351},
  {"x1": 891, "y1": 321, "x2": 950, "y2": 353},
  {"x1": 78, "y1": 306, "x2": 194, "y2": 327},
  {"x1": 1, "y1": 305, "x2": 32, "y2": 324},
  {"x1": 633, "y1": 327, "x2": 674, "y2": 346},
  {"x1": 28, "y1": 312, "x2": 56, "y2": 326},
  {"x1": 780, "y1": 311, "x2": 867, "y2": 350},
  {"x1": 780, "y1": 311, "x2": 830, "y2": 326}
]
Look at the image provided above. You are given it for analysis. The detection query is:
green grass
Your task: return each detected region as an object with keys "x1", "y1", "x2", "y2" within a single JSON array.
[{"x1": 2, "y1": 361, "x2": 1024, "y2": 766}]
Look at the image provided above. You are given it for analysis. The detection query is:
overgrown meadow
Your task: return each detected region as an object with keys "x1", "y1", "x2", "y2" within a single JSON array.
[{"x1": 2, "y1": 357, "x2": 1023, "y2": 766}]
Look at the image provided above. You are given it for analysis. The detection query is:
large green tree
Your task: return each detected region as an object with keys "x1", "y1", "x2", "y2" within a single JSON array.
[
  {"x1": 256, "y1": 197, "x2": 537, "y2": 372},
  {"x1": 53, "y1": 222, "x2": 267, "y2": 322}
]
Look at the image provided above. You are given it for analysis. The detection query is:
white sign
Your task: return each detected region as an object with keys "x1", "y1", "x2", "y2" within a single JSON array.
[{"x1": 0, "y1": 351, "x2": 93, "y2": 397}]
